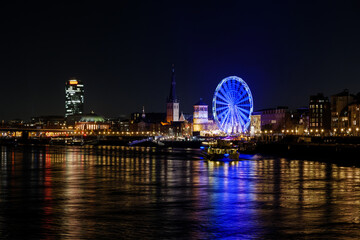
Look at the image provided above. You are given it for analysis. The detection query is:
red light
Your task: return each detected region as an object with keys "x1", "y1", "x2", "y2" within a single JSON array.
[{"x1": 83, "y1": 134, "x2": 87, "y2": 137}]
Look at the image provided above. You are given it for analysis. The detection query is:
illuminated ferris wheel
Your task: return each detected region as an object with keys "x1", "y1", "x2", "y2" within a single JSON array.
[{"x1": 212, "y1": 76, "x2": 253, "y2": 134}]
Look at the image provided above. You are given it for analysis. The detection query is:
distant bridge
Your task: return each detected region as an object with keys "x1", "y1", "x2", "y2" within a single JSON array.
[{"x1": 0, "y1": 127, "x2": 161, "y2": 139}]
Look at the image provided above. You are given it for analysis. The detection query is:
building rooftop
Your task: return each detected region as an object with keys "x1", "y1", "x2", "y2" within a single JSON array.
[
  {"x1": 333, "y1": 89, "x2": 349, "y2": 97},
  {"x1": 194, "y1": 98, "x2": 207, "y2": 106},
  {"x1": 79, "y1": 112, "x2": 105, "y2": 122}
]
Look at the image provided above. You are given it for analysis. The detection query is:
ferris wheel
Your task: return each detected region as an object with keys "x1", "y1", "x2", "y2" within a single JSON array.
[{"x1": 212, "y1": 76, "x2": 253, "y2": 134}]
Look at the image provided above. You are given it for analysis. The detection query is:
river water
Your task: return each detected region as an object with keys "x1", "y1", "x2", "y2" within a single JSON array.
[{"x1": 0, "y1": 145, "x2": 360, "y2": 239}]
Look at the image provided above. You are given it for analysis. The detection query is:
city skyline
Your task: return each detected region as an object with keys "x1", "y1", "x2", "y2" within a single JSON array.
[{"x1": 1, "y1": 1, "x2": 360, "y2": 120}]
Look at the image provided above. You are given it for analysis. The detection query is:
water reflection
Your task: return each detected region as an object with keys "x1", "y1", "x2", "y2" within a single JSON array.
[{"x1": 0, "y1": 145, "x2": 360, "y2": 239}]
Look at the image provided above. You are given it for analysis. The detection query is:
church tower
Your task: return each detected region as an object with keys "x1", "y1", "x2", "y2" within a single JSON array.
[{"x1": 166, "y1": 65, "x2": 179, "y2": 122}]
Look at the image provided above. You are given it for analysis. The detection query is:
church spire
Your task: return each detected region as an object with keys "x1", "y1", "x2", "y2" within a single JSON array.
[
  {"x1": 168, "y1": 64, "x2": 177, "y2": 103},
  {"x1": 142, "y1": 106, "x2": 145, "y2": 119},
  {"x1": 166, "y1": 64, "x2": 180, "y2": 122}
]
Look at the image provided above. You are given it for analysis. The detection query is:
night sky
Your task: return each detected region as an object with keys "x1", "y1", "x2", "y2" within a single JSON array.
[{"x1": 1, "y1": 1, "x2": 360, "y2": 120}]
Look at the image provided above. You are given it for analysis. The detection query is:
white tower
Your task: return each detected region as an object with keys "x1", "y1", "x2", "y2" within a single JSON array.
[{"x1": 193, "y1": 98, "x2": 208, "y2": 132}]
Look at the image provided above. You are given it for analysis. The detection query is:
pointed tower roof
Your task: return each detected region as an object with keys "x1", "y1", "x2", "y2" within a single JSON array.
[
  {"x1": 167, "y1": 64, "x2": 177, "y2": 103},
  {"x1": 179, "y1": 112, "x2": 186, "y2": 122}
]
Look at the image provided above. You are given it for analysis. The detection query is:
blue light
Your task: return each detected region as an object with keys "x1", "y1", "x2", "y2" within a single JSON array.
[
  {"x1": 200, "y1": 146, "x2": 205, "y2": 150},
  {"x1": 224, "y1": 153, "x2": 229, "y2": 157},
  {"x1": 212, "y1": 76, "x2": 253, "y2": 134}
]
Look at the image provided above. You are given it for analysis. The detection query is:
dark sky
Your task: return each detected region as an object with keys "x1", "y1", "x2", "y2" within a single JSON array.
[{"x1": 1, "y1": 0, "x2": 360, "y2": 120}]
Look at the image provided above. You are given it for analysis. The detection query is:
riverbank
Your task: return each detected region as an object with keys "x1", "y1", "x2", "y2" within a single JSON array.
[
  {"x1": 0, "y1": 137, "x2": 203, "y2": 149},
  {"x1": 251, "y1": 141, "x2": 360, "y2": 166},
  {"x1": 2, "y1": 136, "x2": 360, "y2": 166}
]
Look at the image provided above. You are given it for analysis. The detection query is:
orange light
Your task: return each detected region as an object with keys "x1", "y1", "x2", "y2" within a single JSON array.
[{"x1": 69, "y1": 80, "x2": 78, "y2": 85}]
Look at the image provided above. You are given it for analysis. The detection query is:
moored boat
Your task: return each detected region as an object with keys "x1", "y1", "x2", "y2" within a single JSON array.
[{"x1": 202, "y1": 140, "x2": 240, "y2": 161}]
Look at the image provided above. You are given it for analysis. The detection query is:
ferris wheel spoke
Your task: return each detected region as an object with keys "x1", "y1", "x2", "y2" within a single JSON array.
[
  {"x1": 238, "y1": 109, "x2": 249, "y2": 125},
  {"x1": 217, "y1": 108, "x2": 229, "y2": 120},
  {"x1": 215, "y1": 106, "x2": 230, "y2": 112},
  {"x1": 222, "y1": 82, "x2": 235, "y2": 102},
  {"x1": 237, "y1": 106, "x2": 250, "y2": 115},
  {"x1": 218, "y1": 86, "x2": 228, "y2": 98},
  {"x1": 238, "y1": 109, "x2": 250, "y2": 124},
  {"x1": 235, "y1": 114, "x2": 245, "y2": 131},
  {"x1": 234, "y1": 107, "x2": 245, "y2": 126},
  {"x1": 220, "y1": 89, "x2": 232, "y2": 103},
  {"x1": 223, "y1": 110, "x2": 231, "y2": 127},
  {"x1": 239, "y1": 90, "x2": 248, "y2": 100},
  {"x1": 215, "y1": 98, "x2": 229, "y2": 106},
  {"x1": 237, "y1": 115, "x2": 245, "y2": 130},
  {"x1": 237, "y1": 103, "x2": 250, "y2": 108},
  {"x1": 236, "y1": 96, "x2": 250, "y2": 105},
  {"x1": 216, "y1": 91, "x2": 231, "y2": 103},
  {"x1": 220, "y1": 110, "x2": 230, "y2": 130},
  {"x1": 220, "y1": 81, "x2": 232, "y2": 99},
  {"x1": 235, "y1": 90, "x2": 247, "y2": 101},
  {"x1": 234, "y1": 115, "x2": 243, "y2": 133}
]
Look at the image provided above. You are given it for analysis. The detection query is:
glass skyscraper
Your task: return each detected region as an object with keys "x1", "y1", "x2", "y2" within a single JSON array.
[{"x1": 65, "y1": 78, "x2": 84, "y2": 117}]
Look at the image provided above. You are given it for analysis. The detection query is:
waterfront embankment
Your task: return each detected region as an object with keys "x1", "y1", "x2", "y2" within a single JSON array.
[{"x1": 251, "y1": 136, "x2": 360, "y2": 165}]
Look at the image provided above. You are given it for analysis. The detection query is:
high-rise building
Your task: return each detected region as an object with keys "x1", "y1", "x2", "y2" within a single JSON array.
[
  {"x1": 166, "y1": 65, "x2": 179, "y2": 122},
  {"x1": 65, "y1": 78, "x2": 84, "y2": 117},
  {"x1": 309, "y1": 93, "x2": 331, "y2": 133},
  {"x1": 330, "y1": 89, "x2": 353, "y2": 130},
  {"x1": 348, "y1": 102, "x2": 360, "y2": 134}
]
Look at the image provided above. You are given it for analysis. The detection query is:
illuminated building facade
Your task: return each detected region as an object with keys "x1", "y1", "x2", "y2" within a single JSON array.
[
  {"x1": 193, "y1": 98, "x2": 208, "y2": 132},
  {"x1": 331, "y1": 89, "x2": 353, "y2": 131},
  {"x1": 289, "y1": 108, "x2": 309, "y2": 135},
  {"x1": 250, "y1": 113, "x2": 261, "y2": 135},
  {"x1": 31, "y1": 116, "x2": 65, "y2": 129},
  {"x1": 166, "y1": 65, "x2": 179, "y2": 122},
  {"x1": 309, "y1": 93, "x2": 331, "y2": 133},
  {"x1": 75, "y1": 113, "x2": 110, "y2": 130},
  {"x1": 258, "y1": 107, "x2": 289, "y2": 132},
  {"x1": 130, "y1": 110, "x2": 165, "y2": 133},
  {"x1": 348, "y1": 102, "x2": 360, "y2": 135},
  {"x1": 65, "y1": 78, "x2": 84, "y2": 117}
]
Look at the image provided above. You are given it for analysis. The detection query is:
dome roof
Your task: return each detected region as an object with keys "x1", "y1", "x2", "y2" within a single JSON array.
[
  {"x1": 79, "y1": 113, "x2": 105, "y2": 122},
  {"x1": 194, "y1": 98, "x2": 207, "y2": 106}
]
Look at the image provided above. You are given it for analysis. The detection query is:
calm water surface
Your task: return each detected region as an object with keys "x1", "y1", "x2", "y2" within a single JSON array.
[{"x1": 1, "y1": 145, "x2": 360, "y2": 239}]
